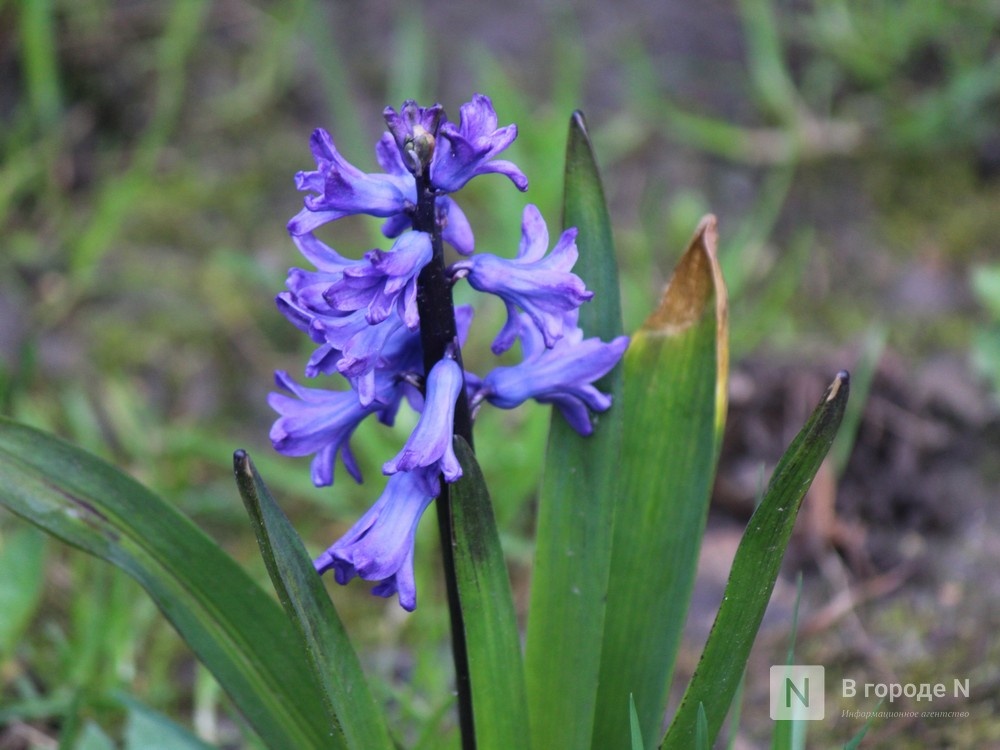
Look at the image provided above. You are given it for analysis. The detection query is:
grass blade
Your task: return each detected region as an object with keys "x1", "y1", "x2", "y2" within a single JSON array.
[
  {"x1": 843, "y1": 701, "x2": 882, "y2": 749},
  {"x1": 695, "y1": 703, "x2": 710, "y2": 750},
  {"x1": 0, "y1": 527, "x2": 46, "y2": 659}
]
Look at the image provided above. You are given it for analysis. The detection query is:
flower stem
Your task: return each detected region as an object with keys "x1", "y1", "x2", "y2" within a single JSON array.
[{"x1": 412, "y1": 175, "x2": 476, "y2": 749}]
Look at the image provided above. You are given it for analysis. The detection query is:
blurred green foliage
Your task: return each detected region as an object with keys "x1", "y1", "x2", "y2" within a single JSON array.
[
  {"x1": 971, "y1": 265, "x2": 1000, "y2": 398},
  {"x1": 1, "y1": 0, "x2": 997, "y2": 746}
]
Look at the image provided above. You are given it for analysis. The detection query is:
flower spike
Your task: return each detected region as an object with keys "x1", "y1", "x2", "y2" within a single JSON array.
[{"x1": 271, "y1": 94, "x2": 626, "y2": 611}]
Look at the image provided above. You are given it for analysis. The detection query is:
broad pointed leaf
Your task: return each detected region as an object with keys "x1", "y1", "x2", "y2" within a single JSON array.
[
  {"x1": 233, "y1": 450, "x2": 394, "y2": 750},
  {"x1": 0, "y1": 419, "x2": 331, "y2": 750},
  {"x1": 593, "y1": 216, "x2": 728, "y2": 750},
  {"x1": 450, "y1": 438, "x2": 530, "y2": 749},
  {"x1": 524, "y1": 111, "x2": 625, "y2": 750},
  {"x1": 662, "y1": 371, "x2": 850, "y2": 748}
]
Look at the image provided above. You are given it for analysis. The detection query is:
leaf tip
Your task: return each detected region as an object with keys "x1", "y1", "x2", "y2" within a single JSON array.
[
  {"x1": 827, "y1": 370, "x2": 850, "y2": 403},
  {"x1": 233, "y1": 451, "x2": 258, "y2": 497},
  {"x1": 695, "y1": 213, "x2": 718, "y2": 254},
  {"x1": 642, "y1": 213, "x2": 722, "y2": 334}
]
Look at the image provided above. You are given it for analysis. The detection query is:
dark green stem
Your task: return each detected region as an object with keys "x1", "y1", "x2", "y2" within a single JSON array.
[{"x1": 412, "y1": 173, "x2": 475, "y2": 749}]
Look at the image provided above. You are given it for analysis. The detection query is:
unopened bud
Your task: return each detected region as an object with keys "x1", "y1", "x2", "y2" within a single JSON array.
[{"x1": 403, "y1": 125, "x2": 436, "y2": 177}]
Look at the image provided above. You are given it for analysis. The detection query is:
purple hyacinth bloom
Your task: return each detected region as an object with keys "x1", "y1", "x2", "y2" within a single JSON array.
[
  {"x1": 287, "y1": 129, "x2": 415, "y2": 236},
  {"x1": 383, "y1": 357, "x2": 464, "y2": 482},
  {"x1": 330, "y1": 312, "x2": 408, "y2": 405},
  {"x1": 452, "y1": 204, "x2": 593, "y2": 354},
  {"x1": 289, "y1": 96, "x2": 524, "y2": 250},
  {"x1": 478, "y1": 313, "x2": 630, "y2": 436},
  {"x1": 269, "y1": 371, "x2": 401, "y2": 486},
  {"x1": 432, "y1": 94, "x2": 529, "y2": 194},
  {"x1": 328, "y1": 231, "x2": 432, "y2": 329},
  {"x1": 272, "y1": 93, "x2": 629, "y2": 612},
  {"x1": 314, "y1": 466, "x2": 439, "y2": 611}
]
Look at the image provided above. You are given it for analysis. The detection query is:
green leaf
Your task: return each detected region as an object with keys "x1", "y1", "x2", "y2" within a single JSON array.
[
  {"x1": 661, "y1": 371, "x2": 850, "y2": 749},
  {"x1": 724, "y1": 671, "x2": 747, "y2": 750},
  {"x1": 694, "y1": 703, "x2": 709, "y2": 750},
  {"x1": 0, "y1": 418, "x2": 332, "y2": 750},
  {"x1": 629, "y1": 695, "x2": 645, "y2": 750},
  {"x1": 233, "y1": 450, "x2": 393, "y2": 750},
  {"x1": 524, "y1": 111, "x2": 625, "y2": 750},
  {"x1": 0, "y1": 526, "x2": 46, "y2": 658},
  {"x1": 593, "y1": 217, "x2": 728, "y2": 750},
  {"x1": 450, "y1": 438, "x2": 531, "y2": 749},
  {"x1": 561, "y1": 111, "x2": 623, "y2": 344},
  {"x1": 120, "y1": 694, "x2": 215, "y2": 750}
]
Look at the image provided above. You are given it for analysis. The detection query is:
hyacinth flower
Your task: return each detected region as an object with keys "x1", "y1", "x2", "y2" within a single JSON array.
[
  {"x1": 313, "y1": 467, "x2": 438, "y2": 612},
  {"x1": 451, "y1": 203, "x2": 594, "y2": 354},
  {"x1": 270, "y1": 93, "x2": 628, "y2": 614},
  {"x1": 475, "y1": 311, "x2": 630, "y2": 436},
  {"x1": 330, "y1": 231, "x2": 432, "y2": 328},
  {"x1": 268, "y1": 370, "x2": 404, "y2": 487},
  {"x1": 382, "y1": 356, "x2": 464, "y2": 484}
]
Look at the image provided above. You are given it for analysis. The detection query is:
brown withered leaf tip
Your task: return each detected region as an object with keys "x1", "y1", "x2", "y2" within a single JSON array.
[{"x1": 643, "y1": 214, "x2": 721, "y2": 335}]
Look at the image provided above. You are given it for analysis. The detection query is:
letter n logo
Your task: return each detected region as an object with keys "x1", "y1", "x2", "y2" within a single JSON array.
[{"x1": 770, "y1": 665, "x2": 825, "y2": 720}]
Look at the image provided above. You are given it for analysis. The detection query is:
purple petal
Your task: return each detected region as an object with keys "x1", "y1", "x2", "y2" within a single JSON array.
[
  {"x1": 289, "y1": 128, "x2": 415, "y2": 236},
  {"x1": 327, "y1": 231, "x2": 432, "y2": 328},
  {"x1": 438, "y1": 196, "x2": 475, "y2": 255},
  {"x1": 291, "y1": 233, "x2": 355, "y2": 273}
]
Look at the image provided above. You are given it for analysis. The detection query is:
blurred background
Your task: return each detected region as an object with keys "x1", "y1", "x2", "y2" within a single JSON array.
[{"x1": 1, "y1": 0, "x2": 999, "y2": 747}]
